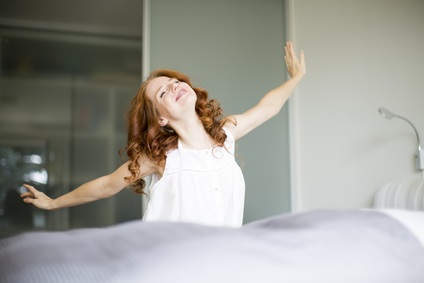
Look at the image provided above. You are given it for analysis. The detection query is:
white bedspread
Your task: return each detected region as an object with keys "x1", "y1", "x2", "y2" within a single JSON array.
[{"x1": 1, "y1": 209, "x2": 424, "y2": 283}]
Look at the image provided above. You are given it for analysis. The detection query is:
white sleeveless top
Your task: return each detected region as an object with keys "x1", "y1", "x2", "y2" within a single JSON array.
[{"x1": 142, "y1": 128, "x2": 245, "y2": 228}]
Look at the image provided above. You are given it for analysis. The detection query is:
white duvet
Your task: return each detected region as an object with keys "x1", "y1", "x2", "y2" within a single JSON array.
[{"x1": 1, "y1": 209, "x2": 424, "y2": 283}]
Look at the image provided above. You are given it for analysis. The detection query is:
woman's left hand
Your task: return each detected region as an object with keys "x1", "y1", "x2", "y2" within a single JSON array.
[{"x1": 284, "y1": 41, "x2": 306, "y2": 78}]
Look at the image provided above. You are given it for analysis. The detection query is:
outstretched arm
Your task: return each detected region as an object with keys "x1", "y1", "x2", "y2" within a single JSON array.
[
  {"x1": 21, "y1": 158, "x2": 156, "y2": 210},
  {"x1": 226, "y1": 41, "x2": 306, "y2": 140}
]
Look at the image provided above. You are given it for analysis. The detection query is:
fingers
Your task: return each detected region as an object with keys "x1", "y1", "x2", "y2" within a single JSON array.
[
  {"x1": 22, "y1": 197, "x2": 35, "y2": 204},
  {"x1": 299, "y1": 50, "x2": 306, "y2": 74},
  {"x1": 299, "y1": 50, "x2": 304, "y2": 65},
  {"x1": 23, "y1": 183, "x2": 37, "y2": 192},
  {"x1": 23, "y1": 184, "x2": 37, "y2": 192},
  {"x1": 285, "y1": 41, "x2": 303, "y2": 57},
  {"x1": 285, "y1": 41, "x2": 298, "y2": 67},
  {"x1": 20, "y1": 192, "x2": 33, "y2": 198},
  {"x1": 284, "y1": 41, "x2": 306, "y2": 78},
  {"x1": 285, "y1": 41, "x2": 295, "y2": 56},
  {"x1": 20, "y1": 184, "x2": 38, "y2": 199},
  {"x1": 288, "y1": 41, "x2": 294, "y2": 54},
  {"x1": 284, "y1": 41, "x2": 292, "y2": 58},
  {"x1": 285, "y1": 42, "x2": 306, "y2": 64}
]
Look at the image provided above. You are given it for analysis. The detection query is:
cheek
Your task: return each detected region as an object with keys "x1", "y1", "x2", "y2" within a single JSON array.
[
  {"x1": 156, "y1": 104, "x2": 168, "y2": 116},
  {"x1": 190, "y1": 92, "x2": 198, "y2": 104},
  {"x1": 157, "y1": 98, "x2": 175, "y2": 116},
  {"x1": 189, "y1": 91, "x2": 198, "y2": 105}
]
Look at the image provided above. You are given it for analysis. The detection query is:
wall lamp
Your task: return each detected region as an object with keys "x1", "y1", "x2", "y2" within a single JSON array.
[{"x1": 378, "y1": 107, "x2": 424, "y2": 172}]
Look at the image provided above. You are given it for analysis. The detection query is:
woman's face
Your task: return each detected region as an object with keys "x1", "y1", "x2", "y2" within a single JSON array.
[{"x1": 145, "y1": 76, "x2": 197, "y2": 126}]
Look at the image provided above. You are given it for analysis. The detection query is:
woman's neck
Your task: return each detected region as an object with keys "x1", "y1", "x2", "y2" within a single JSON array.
[{"x1": 174, "y1": 119, "x2": 214, "y2": 150}]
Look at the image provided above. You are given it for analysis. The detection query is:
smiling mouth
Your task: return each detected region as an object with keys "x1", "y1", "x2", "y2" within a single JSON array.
[{"x1": 176, "y1": 90, "x2": 186, "y2": 101}]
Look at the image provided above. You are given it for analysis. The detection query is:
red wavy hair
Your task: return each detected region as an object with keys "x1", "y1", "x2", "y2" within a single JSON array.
[{"x1": 124, "y1": 69, "x2": 234, "y2": 194}]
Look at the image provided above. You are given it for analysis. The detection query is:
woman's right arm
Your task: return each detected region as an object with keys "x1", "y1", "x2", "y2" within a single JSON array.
[{"x1": 21, "y1": 159, "x2": 155, "y2": 210}]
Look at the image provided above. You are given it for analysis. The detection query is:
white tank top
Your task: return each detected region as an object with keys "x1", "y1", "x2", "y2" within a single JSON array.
[{"x1": 142, "y1": 128, "x2": 245, "y2": 228}]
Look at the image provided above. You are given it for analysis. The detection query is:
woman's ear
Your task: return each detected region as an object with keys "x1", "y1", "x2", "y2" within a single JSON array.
[{"x1": 158, "y1": 117, "x2": 168, "y2": 127}]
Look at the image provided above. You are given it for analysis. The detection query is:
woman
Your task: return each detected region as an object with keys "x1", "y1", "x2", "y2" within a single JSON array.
[{"x1": 21, "y1": 41, "x2": 306, "y2": 227}]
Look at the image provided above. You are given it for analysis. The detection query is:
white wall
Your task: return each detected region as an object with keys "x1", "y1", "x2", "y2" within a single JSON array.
[{"x1": 289, "y1": 0, "x2": 424, "y2": 210}]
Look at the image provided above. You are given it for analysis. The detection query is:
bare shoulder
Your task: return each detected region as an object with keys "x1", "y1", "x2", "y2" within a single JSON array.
[
  {"x1": 223, "y1": 114, "x2": 254, "y2": 141},
  {"x1": 223, "y1": 116, "x2": 239, "y2": 140},
  {"x1": 113, "y1": 155, "x2": 158, "y2": 180},
  {"x1": 136, "y1": 155, "x2": 160, "y2": 178}
]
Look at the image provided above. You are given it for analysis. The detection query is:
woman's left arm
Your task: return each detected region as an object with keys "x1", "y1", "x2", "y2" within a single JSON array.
[{"x1": 226, "y1": 41, "x2": 306, "y2": 140}]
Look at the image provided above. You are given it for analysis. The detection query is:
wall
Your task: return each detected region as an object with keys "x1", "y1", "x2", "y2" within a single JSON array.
[
  {"x1": 147, "y1": 0, "x2": 290, "y2": 223},
  {"x1": 288, "y1": 0, "x2": 424, "y2": 211}
]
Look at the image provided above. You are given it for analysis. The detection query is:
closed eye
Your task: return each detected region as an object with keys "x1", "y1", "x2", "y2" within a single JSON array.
[{"x1": 158, "y1": 78, "x2": 179, "y2": 98}]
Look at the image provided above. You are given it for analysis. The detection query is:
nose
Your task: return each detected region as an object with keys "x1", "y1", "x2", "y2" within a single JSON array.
[{"x1": 171, "y1": 80, "x2": 179, "y2": 92}]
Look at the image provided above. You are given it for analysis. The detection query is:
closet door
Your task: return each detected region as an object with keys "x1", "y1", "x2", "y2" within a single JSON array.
[{"x1": 147, "y1": 0, "x2": 290, "y2": 223}]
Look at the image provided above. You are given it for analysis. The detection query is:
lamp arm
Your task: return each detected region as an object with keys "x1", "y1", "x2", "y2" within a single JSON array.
[{"x1": 396, "y1": 115, "x2": 422, "y2": 151}]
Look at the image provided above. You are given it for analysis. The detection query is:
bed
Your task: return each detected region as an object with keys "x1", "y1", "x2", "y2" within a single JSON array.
[{"x1": 1, "y1": 209, "x2": 424, "y2": 283}]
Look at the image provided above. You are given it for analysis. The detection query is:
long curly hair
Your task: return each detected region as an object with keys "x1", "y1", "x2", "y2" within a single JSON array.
[{"x1": 124, "y1": 69, "x2": 234, "y2": 194}]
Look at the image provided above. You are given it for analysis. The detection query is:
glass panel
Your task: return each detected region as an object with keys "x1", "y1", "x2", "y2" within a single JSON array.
[
  {"x1": 0, "y1": 12, "x2": 142, "y2": 237},
  {"x1": 0, "y1": 139, "x2": 48, "y2": 234}
]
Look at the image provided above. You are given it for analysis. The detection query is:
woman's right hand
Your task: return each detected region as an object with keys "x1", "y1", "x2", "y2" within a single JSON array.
[{"x1": 20, "y1": 184, "x2": 55, "y2": 210}]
